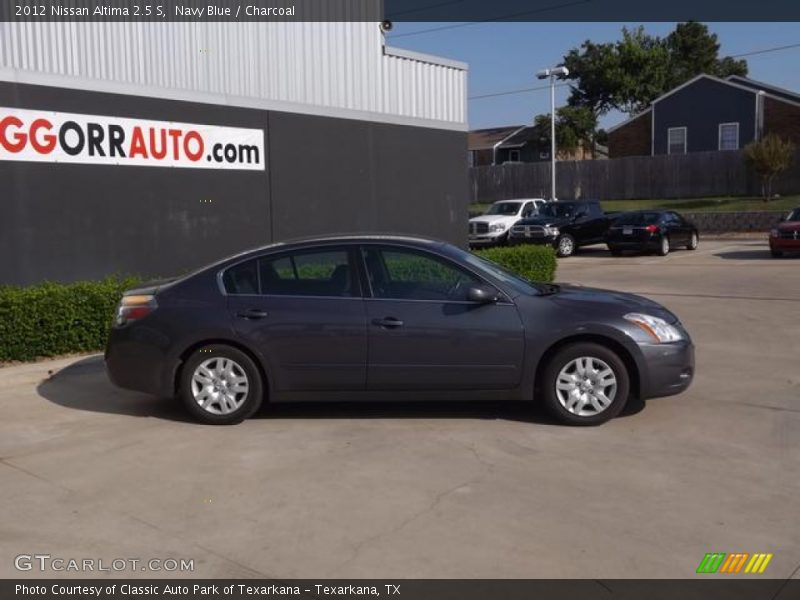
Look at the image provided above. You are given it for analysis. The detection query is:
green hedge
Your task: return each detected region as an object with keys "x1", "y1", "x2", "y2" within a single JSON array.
[
  {"x1": 473, "y1": 244, "x2": 557, "y2": 283},
  {"x1": 0, "y1": 276, "x2": 141, "y2": 362}
]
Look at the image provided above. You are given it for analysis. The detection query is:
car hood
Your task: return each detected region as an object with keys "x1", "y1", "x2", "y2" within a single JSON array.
[
  {"x1": 549, "y1": 283, "x2": 679, "y2": 324},
  {"x1": 470, "y1": 214, "x2": 520, "y2": 225},
  {"x1": 777, "y1": 221, "x2": 800, "y2": 231},
  {"x1": 517, "y1": 215, "x2": 571, "y2": 227}
]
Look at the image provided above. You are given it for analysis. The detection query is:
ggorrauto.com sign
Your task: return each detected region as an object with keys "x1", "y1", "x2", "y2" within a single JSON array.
[{"x1": 0, "y1": 107, "x2": 265, "y2": 170}]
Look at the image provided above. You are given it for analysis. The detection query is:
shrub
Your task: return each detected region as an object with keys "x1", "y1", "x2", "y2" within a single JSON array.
[
  {"x1": 473, "y1": 244, "x2": 557, "y2": 283},
  {"x1": 0, "y1": 276, "x2": 141, "y2": 362}
]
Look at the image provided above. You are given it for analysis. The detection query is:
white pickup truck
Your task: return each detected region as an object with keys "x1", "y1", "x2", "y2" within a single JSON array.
[{"x1": 469, "y1": 198, "x2": 547, "y2": 247}]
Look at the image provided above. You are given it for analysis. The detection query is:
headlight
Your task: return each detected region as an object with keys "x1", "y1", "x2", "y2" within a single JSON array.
[
  {"x1": 490, "y1": 223, "x2": 508, "y2": 232},
  {"x1": 624, "y1": 313, "x2": 683, "y2": 343},
  {"x1": 770, "y1": 228, "x2": 779, "y2": 238},
  {"x1": 544, "y1": 226, "x2": 560, "y2": 236}
]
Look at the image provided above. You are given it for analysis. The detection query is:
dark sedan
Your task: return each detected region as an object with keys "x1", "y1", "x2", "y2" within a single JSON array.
[
  {"x1": 106, "y1": 236, "x2": 694, "y2": 425},
  {"x1": 605, "y1": 210, "x2": 699, "y2": 256}
]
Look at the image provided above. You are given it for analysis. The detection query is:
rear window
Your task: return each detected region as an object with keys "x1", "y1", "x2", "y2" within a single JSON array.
[{"x1": 614, "y1": 212, "x2": 662, "y2": 225}]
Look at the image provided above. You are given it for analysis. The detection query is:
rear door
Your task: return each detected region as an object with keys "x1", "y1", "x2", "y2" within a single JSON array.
[
  {"x1": 360, "y1": 244, "x2": 525, "y2": 391},
  {"x1": 224, "y1": 246, "x2": 367, "y2": 392},
  {"x1": 663, "y1": 213, "x2": 688, "y2": 245}
]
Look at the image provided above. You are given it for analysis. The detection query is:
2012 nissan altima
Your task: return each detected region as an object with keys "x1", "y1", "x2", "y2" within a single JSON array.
[{"x1": 105, "y1": 236, "x2": 694, "y2": 425}]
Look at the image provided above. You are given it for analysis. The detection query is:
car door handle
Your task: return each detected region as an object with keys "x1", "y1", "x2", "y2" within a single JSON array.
[
  {"x1": 236, "y1": 308, "x2": 269, "y2": 320},
  {"x1": 372, "y1": 317, "x2": 404, "y2": 328}
]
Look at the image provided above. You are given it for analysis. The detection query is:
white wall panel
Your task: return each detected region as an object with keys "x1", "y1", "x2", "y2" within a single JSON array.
[{"x1": 0, "y1": 22, "x2": 466, "y2": 129}]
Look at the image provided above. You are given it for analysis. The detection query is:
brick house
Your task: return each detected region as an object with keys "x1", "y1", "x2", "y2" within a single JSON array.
[{"x1": 608, "y1": 74, "x2": 800, "y2": 158}]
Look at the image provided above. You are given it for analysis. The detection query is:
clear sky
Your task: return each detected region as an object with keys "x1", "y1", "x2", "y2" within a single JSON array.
[{"x1": 385, "y1": 22, "x2": 800, "y2": 130}]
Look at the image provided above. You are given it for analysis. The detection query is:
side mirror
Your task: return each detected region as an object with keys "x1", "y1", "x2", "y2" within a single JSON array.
[{"x1": 467, "y1": 284, "x2": 500, "y2": 304}]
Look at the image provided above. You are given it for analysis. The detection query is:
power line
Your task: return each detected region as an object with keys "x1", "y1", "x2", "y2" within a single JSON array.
[
  {"x1": 469, "y1": 82, "x2": 569, "y2": 100},
  {"x1": 467, "y1": 41, "x2": 800, "y2": 102},
  {"x1": 386, "y1": 0, "x2": 591, "y2": 39},
  {"x1": 730, "y1": 42, "x2": 800, "y2": 58}
]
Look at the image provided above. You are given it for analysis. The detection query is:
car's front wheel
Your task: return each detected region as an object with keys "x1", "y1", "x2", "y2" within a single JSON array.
[
  {"x1": 687, "y1": 231, "x2": 699, "y2": 250},
  {"x1": 657, "y1": 235, "x2": 670, "y2": 256},
  {"x1": 770, "y1": 248, "x2": 783, "y2": 258},
  {"x1": 541, "y1": 342, "x2": 630, "y2": 425},
  {"x1": 556, "y1": 234, "x2": 576, "y2": 257},
  {"x1": 179, "y1": 344, "x2": 264, "y2": 424}
]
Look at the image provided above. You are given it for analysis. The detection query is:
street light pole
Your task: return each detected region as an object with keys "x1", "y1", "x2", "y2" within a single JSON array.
[{"x1": 536, "y1": 66, "x2": 569, "y2": 202}]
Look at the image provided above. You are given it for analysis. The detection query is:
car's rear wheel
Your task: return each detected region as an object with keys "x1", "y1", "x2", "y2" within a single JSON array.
[
  {"x1": 180, "y1": 344, "x2": 263, "y2": 424},
  {"x1": 657, "y1": 235, "x2": 670, "y2": 256},
  {"x1": 556, "y1": 234, "x2": 576, "y2": 257},
  {"x1": 687, "y1": 231, "x2": 699, "y2": 250},
  {"x1": 541, "y1": 342, "x2": 630, "y2": 425}
]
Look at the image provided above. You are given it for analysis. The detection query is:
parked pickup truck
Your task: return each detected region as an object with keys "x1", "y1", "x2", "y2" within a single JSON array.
[
  {"x1": 468, "y1": 198, "x2": 548, "y2": 247},
  {"x1": 508, "y1": 200, "x2": 611, "y2": 257}
]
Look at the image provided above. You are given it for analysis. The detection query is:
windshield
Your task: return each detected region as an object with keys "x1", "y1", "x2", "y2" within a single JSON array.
[
  {"x1": 448, "y1": 246, "x2": 543, "y2": 296},
  {"x1": 486, "y1": 202, "x2": 522, "y2": 216},
  {"x1": 786, "y1": 209, "x2": 800, "y2": 222},
  {"x1": 537, "y1": 203, "x2": 577, "y2": 218},
  {"x1": 614, "y1": 211, "x2": 662, "y2": 225}
]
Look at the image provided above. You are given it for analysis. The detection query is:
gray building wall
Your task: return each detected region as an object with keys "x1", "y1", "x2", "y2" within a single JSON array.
[
  {"x1": 0, "y1": 81, "x2": 467, "y2": 285},
  {"x1": 653, "y1": 78, "x2": 757, "y2": 155}
]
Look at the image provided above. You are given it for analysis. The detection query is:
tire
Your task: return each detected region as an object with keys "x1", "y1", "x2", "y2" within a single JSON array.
[
  {"x1": 608, "y1": 246, "x2": 623, "y2": 257},
  {"x1": 556, "y1": 234, "x2": 576, "y2": 257},
  {"x1": 540, "y1": 342, "x2": 630, "y2": 426},
  {"x1": 686, "y1": 231, "x2": 699, "y2": 251},
  {"x1": 657, "y1": 235, "x2": 670, "y2": 256},
  {"x1": 179, "y1": 344, "x2": 264, "y2": 425},
  {"x1": 770, "y1": 248, "x2": 783, "y2": 258}
]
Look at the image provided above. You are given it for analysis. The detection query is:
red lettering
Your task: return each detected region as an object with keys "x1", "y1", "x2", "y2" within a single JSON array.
[
  {"x1": 149, "y1": 128, "x2": 167, "y2": 159},
  {"x1": 29, "y1": 118, "x2": 56, "y2": 153},
  {"x1": 129, "y1": 126, "x2": 149, "y2": 158},
  {"x1": 183, "y1": 130, "x2": 204, "y2": 161},
  {"x1": 168, "y1": 129, "x2": 182, "y2": 159},
  {"x1": 0, "y1": 116, "x2": 27, "y2": 153}
]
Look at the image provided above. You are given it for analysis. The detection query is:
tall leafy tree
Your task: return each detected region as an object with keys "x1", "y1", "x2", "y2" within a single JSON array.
[
  {"x1": 533, "y1": 105, "x2": 598, "y2": 157},
  {"x1": 563, "y1": 22, "x2": 748, "y2": 118}
]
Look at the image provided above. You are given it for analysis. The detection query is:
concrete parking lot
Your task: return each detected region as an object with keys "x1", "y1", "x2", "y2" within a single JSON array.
[{"x1": 1, "y1": 239, "x2": 798, "y2": 579}]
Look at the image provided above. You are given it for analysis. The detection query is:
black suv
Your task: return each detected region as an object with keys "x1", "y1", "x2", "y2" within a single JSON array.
[{"x1": 508, "y1": 200, "x2": 611, "y2": 257}]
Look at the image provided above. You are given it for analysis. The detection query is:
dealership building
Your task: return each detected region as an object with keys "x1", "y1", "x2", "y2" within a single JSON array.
[{"x1": 0, "y1": 20, "x2": 468, "y2": 285}]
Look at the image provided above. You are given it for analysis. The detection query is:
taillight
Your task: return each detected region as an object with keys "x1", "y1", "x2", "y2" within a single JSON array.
[
  {"x1": 115, "y1": 294, "x2": 157, "y2": 326},
  {"x1": 645, "y1": 224, "x2": 660, "y2": 233}
]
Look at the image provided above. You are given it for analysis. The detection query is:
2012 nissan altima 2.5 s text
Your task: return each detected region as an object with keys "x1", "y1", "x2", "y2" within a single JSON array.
[{"x1": 105, "y1": 236, "x2": 694, "y2": 425}]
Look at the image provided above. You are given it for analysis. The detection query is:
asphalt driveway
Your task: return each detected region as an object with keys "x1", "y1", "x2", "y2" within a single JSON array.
[{"x1": 1, "y1": 239, "x2": 798, "y2": 579}]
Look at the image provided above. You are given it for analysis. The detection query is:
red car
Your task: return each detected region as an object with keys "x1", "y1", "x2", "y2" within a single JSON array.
[{"x1": 770, "y1": 207, "x2": 800, "y2": 257}]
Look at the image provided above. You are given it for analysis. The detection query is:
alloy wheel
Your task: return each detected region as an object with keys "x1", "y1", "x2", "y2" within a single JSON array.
[
  {"x1": 558, "y1": 236, "x2": 574, "y2": 256},
  {"x1": 555, "y1": 356, "x2": 618, "y2": 417},
  {"x1": 191, "y1": 357, "x2": 250, "y2": 415}
]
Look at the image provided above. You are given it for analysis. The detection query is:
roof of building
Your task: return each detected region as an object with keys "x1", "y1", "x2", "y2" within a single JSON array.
[
  {"x1": 607, "y1": 73, "x2": 800, "y2": 134},
  {"x1": 496, "y1": 126, "x2": 544, "y2": 149},
  {"x1": 468, "y1": 126, "x2": 525, "y2": 150}
]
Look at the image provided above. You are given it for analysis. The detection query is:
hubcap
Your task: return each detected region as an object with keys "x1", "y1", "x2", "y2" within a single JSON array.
[
  {"x1": 555, "y1": 356, "x2": 617, "y2": 417},
  {"x1": 662, "y1": 238, "x2": 669, "y2": 253},
  {"x1": 690, "y1": 233, "x2": 697, "y2": 248},
  {"x1": 191, "y1": 357, "x2": 249, "y2": 415},
  {"x1": 559, "y1": 237, "x2": 573, "y2": 255}
]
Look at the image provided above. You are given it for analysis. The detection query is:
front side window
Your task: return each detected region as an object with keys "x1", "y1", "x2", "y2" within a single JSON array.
[
  {"x1": 363, "y1": 247, "x2": 481, "y2": 302},
  {"x1": 719, "y1": 122, "x2": 739, "y2": 151},
  {"x1": 668, "y1": 127, "x2": 687, "y2": 155}
]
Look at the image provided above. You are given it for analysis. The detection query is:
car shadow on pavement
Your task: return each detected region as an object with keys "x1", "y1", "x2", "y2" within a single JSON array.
[
  {"x1": 38, "y1": 355, "x2": 645, "y2": 425},
  {"x1": 715, "y1": 249, "x2": 789, "y2": 260}
]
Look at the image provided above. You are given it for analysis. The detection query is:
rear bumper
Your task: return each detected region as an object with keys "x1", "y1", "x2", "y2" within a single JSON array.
[
  {"x1": 105, "y1": 325, "x2": 174, "y2": 397},
  {"x1": 636, "y1": 339, "x2": 695, "y2": 400},
  {"x1": 606, "y1": 236, "x2": 661, "y2": 251}
]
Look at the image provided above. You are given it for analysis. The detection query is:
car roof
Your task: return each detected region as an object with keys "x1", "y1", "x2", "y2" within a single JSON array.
[{"x1": 495, "y1": 198, "x2": 546, "y2": 203}]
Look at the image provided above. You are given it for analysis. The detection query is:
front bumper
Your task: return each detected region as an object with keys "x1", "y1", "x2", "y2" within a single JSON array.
[
  {"x1": 770, "y1": 237, "x2": 800, "y2": 252},
  {"x1": 469, "y1": 233, "x2": 506, "y2": 246},
  {"x1": 508, "y1": 234, "x2": 557, "y2": 246},
  {"x1": 636, "y1": 339, "x2": 695, "y2": 400}
]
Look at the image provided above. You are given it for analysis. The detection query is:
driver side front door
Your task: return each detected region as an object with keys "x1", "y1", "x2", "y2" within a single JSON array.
[{"x1": 361, "y1": 245, "x2": 525, "y2": 391}]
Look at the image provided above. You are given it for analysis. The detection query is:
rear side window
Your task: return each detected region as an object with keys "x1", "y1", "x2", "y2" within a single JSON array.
[
  {"x1": 614, "y1": 212, "x2": 662, "y2": 225},
  {"x1": 222, "y1": 248, "x2": 355, "y2": 297},
  {"x1": 222, "y1": 259, "x2": 259, "y2": 295},
  {"x1": 260, "y1": 249, "x2": 354, "y2": 297}
]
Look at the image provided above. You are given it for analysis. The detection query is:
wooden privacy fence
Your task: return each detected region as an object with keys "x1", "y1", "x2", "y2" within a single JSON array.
[{"x1": 469, "y1": 150, "x2": 800, "y2": 202}]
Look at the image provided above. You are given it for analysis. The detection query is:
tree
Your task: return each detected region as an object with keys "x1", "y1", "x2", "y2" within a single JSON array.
[
  {"x1": 563, "y1": 22, "x2": 748, "y2": 118},
  {"x1": 533, "y1": 105, "x2": 598, "y2": 158},
  {"x1": 744, "y1": 134, "x2": 795, "y2": 200}
]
